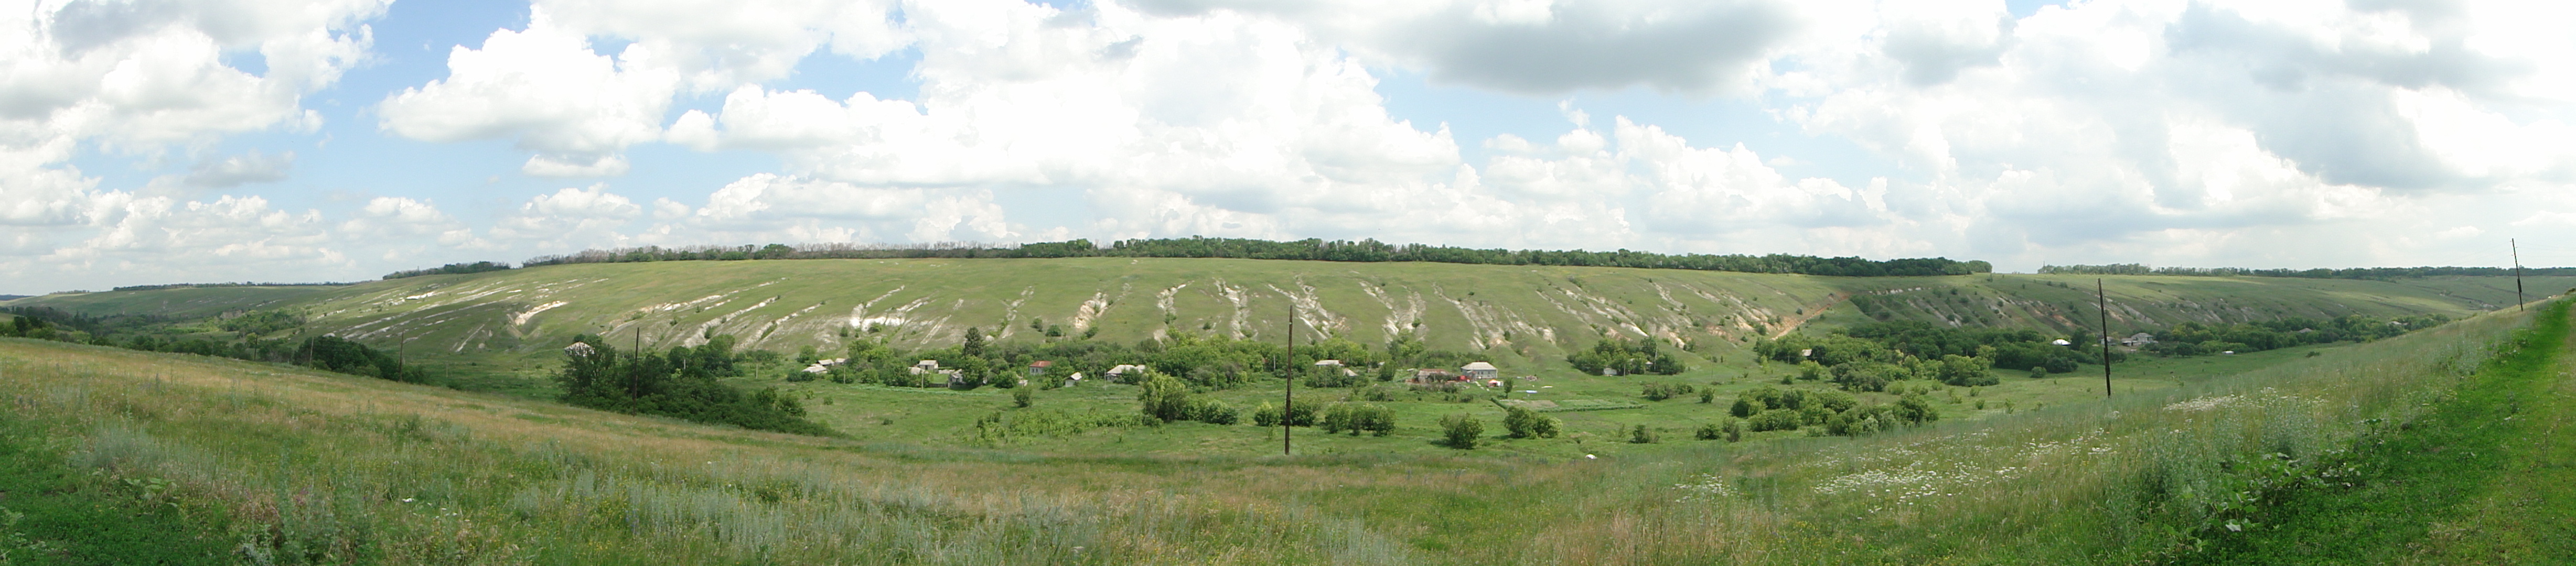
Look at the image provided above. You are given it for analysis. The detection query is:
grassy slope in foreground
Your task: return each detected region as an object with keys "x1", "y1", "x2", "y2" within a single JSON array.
[
  {"x1": 2181, "y1": 299, "x2": 2576, "y2": 564},
  {"x1": 0, "y1": 295, "x2": 2550, "y2": 564}
]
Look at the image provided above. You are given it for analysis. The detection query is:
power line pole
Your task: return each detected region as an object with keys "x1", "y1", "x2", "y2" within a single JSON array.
[
  {"x1": 2098, "y1": 278, "x2": 2113, "y2": 398},
  {"x1": 2513, "y1": 238, "x2": 2525, "y2": 311},
  {"x1": 1283, "y1": 298, "x2": 1295, "y2": 456}
]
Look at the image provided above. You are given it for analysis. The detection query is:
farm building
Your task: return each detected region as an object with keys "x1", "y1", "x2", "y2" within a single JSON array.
[
  {"x1": 1105, "y1": 364, "x2": 1150, "y2": 380},
  {"x1": 1461, "y1": 362, "x2": 1498, "y2": 380}
]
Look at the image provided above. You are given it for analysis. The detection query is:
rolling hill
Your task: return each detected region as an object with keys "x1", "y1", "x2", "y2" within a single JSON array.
[{"x1": 8, "y1": 258, "x2": 2564, "y2": 371}]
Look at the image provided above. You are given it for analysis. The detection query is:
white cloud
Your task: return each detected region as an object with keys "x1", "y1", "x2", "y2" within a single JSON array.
[
  {"x1": 378, "y1": 8, "x2": 677, "y2": 177},
  {"x1": 487, "y1": 184, "x2": 645, "y2": 248},
  {"x1": 378, "y1": 0, "x2": 907, "y2": 177},
  {"x1": 0, "y1": 0, "x2": 381, "y2": 290},
  {"x1": 35, "y1": 194, "x2": 348, "y2": 285}
]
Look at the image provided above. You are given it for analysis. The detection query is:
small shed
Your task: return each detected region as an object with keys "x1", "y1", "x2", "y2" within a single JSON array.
[
  {"x1": 909, "y1": 360, "x2": 942, "y2": 375},
  {"x1": 1461, "y1": 362, "x2": 1498, "y2": 380}
]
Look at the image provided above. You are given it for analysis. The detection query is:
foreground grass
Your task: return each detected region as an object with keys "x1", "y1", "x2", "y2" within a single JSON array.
[
  {"x1": 0, "y1": 299, "x2": 2547, "y2": 564},
  {"x1": 0, "y1": 418, "x2": 237, "y2": 565},
  {"x1": 2181, "y1": 300, "x2": 2576, "y2": 565}
]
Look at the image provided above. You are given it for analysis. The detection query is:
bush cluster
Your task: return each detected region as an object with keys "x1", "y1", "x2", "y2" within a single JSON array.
[
  {"x1": 1318, "y1": 404, "x2": 1396, "y2": 436},
  {"x1": 1501, "y1": 407, "x2": 1562, "y2": 439},
  {"x1": 1568, "y1": 338, "x2": 1687, "y2": 375},
  {"x1": 1726, "y1": 385, "x2": 1928, "y2": 436},
  {"x1": 556, "y1": 334, "x2": 833, "y2": 436},
  {"x1": 1439, "y1": 414, "x2": 1484, "y2": 449},
  {"x1": 1639, "y1": 382, "x2": 1697, "y2": 401}
]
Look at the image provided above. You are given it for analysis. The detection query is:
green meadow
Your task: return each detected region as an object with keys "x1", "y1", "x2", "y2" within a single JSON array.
[{"x1": 3, "y1": 290, "x2": 2570, "y2": 563}]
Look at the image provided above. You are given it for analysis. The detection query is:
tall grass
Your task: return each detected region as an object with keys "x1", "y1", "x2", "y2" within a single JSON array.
[{"x1": 0, "y1": 302, "x2": 2541, "y2": 565}]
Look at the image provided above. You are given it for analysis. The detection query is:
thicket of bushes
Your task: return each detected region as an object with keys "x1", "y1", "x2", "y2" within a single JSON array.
[
  {"x1": 556, "y1": 334, "x2": 833, "y2": 436},
  {"x1": 1724, "y1": 385, "x2": 1937, "y2": 436},
  {"x1": 2140, "y1": 314, "x2": 2449, "y2": 356},
  {"x1": 1566, "y1": 338, "x2": 1687, "y2": 375}
]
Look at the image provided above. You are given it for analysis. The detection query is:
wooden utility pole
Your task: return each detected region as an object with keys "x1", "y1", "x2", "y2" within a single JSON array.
[
  {"x1": 2514, "y1": 238, "x2": 2526, "y2": 311},
  {"x1": 1283, "y1": 299, "x2": 1295, "y2": 456},
  {"x1": 2098, "y1": 278, "x2": 2113, "y2": 398}
]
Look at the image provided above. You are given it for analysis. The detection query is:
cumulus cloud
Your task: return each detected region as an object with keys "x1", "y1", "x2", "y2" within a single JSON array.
[
  {"x1": 0, "y1": 0, "x2": 381, "y2": 289},
  {"x1": 379, "y1": 0, "x2": 906, "y2": 177},
  {"x1": 378, "y1": 8, "x2": 676, "y2": 177},
  {"x1": 487, "y1": 184, "x2": 645, "y2": 248},
  {"x1": 1752, "y1": 0, "x2": 2576, "y2": 267}
]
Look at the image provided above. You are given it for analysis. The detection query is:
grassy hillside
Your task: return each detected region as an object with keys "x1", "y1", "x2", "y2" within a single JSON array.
[
  {"x1": 11, "y1": 259, "x2": 2558, "y2": 369},
  {"x1": 0, "y1": 296, "x2": 2552, "y2": 564},
  {"x1": 3, "y1": 285, "x2": 338, "y2": 319}
]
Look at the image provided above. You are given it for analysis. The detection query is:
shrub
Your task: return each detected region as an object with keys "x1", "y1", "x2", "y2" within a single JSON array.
[
  {"x1": 1253, "y1": 402, "x2": 1281, "y2": 427},
  {"x1": 1347, "y1": 405, "x2": 1382, "y2": 436},
  {"x1": 1730, "y1": 397, "x2": 1758, "y2": 418},
  {"x1": 1748, "y1": 409, "x2": 1802, "y2": 432},
  {"x1": 1439, "y1": 414, "x2": 1483, "y2": 449},
  {"x1": 1723, "y1": 418, "x2": 1745, "y2": 442},
  {"x1": 1012, "y1": 386, "x2": 1034, "y2": 408},
  {"x1": 1321, "y1": 404, "x2": 1358, "y2": 434},
  {"x1": 1502, "y1": 406, "x2": 1562, "y2": 439},
  {"x1": 1640, "y1": 382, "x2": 1695, "y2": 401},
  {"x1": 1189, "y1": 398, "x2": 1239, "y2": 424},
  {"x1": 1137, "y1": 372, "x2": 1194, "y2": 422},
  {"x1": 1695, "y1": 421, "x2": 1724, "y2": 440},
  {"x1": 1628, "y1": 424, "x2": 1657, "y2": 444},
  {"x1": 1284, "y1": 401, "x2": 1318, "y2": 427},
  {"x1": 1893, "y1": 393, "x2": 1941, "y2": 425},
  {"x1": 1699, "y1": 389, "x2": 1715, "y2": 403}
]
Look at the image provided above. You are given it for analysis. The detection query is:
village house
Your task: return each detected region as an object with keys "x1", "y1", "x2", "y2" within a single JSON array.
[
  {"x1": 1410, "y1": 368, "x2": 1457, "y2": 384},
  {"x1": 2121, "y1": 333, "x2": 2158, "y2": 347},
  {"x1": 1027, "y1": 360, "x2": 1053, "y2": 376},
  {"x1": 1460, "y1": 362, "x2": 1498, "y2": 380}
]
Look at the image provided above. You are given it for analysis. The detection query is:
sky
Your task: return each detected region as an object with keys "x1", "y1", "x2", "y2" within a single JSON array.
[{"x1": 6, "y1": 0, "x2": 2576, "y2": 293}]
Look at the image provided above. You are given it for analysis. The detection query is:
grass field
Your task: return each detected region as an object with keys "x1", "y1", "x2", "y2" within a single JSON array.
[{"x1": 0, "y1": 292, "x2": 2550, "y2": 564}]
